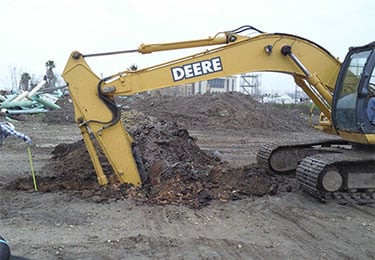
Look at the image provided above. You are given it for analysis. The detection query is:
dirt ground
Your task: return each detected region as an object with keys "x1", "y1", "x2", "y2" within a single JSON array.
[{"x1": 0, "y1": 92, "x2": 374, "y2": 260}]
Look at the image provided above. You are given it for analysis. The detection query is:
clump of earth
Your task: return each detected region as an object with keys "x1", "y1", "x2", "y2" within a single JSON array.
[{"x1": 9, "y1": 92, "x2": 304, "y2": 208}]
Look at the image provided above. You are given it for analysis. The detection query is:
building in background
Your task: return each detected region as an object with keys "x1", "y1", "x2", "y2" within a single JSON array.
[
  {"x1": 207, "y1": 76, "x2": 237, "y2": 93},
  {"x1": 150, "y1": 76, "x2": 237, "y2": 96},
  {"x1": 149, "y1": 74, "x2": 311, "y2": 105}
]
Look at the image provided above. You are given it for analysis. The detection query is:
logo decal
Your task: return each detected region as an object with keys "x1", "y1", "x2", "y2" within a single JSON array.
[{"x1": 171, "y1": 57, "x2": 223, "y2": 81}]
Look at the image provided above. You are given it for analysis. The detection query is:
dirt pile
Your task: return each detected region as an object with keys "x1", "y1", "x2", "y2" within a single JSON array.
[
  {"x1": 10, "y1": 110, "x2": 277, "y2": 208},
  {"x1": 124, "y1": 92, "x2": 310, "y2": 132},
  {"x1": 41, "y1": 92, "x2": 311, "y2": 132}
]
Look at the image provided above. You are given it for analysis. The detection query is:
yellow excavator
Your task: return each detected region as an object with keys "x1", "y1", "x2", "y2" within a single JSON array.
[{"x1": 62, "y1": 25, "x2": 375, "y2": 201}]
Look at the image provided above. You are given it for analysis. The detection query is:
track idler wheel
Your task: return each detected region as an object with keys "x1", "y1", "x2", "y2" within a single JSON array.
[{"x1": 319, "y1": 166, "x2": 343, "y2": 192}]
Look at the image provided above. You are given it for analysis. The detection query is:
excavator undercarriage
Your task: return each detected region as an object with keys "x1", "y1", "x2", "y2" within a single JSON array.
[{"x1": 257, "y1": 141, "x2": 375, "y2": 203}]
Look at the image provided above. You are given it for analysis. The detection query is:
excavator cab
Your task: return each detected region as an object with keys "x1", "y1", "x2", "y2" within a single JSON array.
[{"x1": 333, "y1": 42, "x2": 375, "y2": 139}]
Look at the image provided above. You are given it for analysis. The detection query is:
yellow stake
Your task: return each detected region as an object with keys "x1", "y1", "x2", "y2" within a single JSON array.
[{"x1": 27, "y1": 146, "x2": 38, "y2": 191}]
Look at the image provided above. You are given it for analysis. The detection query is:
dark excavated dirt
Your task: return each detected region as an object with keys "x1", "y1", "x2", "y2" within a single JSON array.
[{"x1": 9, "y1": 92, "x2": 302, "y2": 208}]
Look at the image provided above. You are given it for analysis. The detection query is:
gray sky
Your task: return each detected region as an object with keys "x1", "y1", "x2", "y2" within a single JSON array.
[{"x1": 0, "y1": 0, "x2": 373, "y2": 93}]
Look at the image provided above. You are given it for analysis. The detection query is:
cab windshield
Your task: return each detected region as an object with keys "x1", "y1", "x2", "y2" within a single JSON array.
[{"x1": 335, "y1": 50, "x2": 372, "y2": 131}]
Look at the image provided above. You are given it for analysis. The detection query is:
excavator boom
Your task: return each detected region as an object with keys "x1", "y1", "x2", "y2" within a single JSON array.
[{"x1": 62, "y1": 26, "x2": 375, "y2": 201}]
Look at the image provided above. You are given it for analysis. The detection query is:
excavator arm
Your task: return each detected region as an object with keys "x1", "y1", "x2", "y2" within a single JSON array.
[{"x1": 62, "y1": 26, "x2": 342, "y2": 186}]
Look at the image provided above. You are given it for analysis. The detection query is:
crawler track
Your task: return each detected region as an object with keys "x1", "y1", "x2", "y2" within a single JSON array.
[
  {"x1": 256, "y1": 139, "x2": 348, "y2": 173},
  {"x1": 296, "y1": 152, "x2": 375, "y2": 204},
  {"x1": 257, "y1": 140, "x2": 375, "y2": 204}
]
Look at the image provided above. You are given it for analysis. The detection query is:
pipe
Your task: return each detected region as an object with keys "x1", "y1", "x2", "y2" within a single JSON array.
[
  {"x1": 32, "y1": 96, "x2": 60, "y2": 109},
  {"x1": 11, "y1": 91, "x2": 29, "y2": 103},
  {"x1": 0, "y1": 100, "x2": 35, "y2": 109},
  {"x1": 0, "y1": 235, "x2": 10, "y2": 260},
  {"x1": 27, "y1": 80, "x2": 46, "y2": 98},
  {"x1": 5, "y1": 108, "x2": 49, "y2": 114},
  {"x1": 0, "y1": 94, "x2": 18, "y2": 105},
  {"x1": 37, "y1": 85, "x2": 67, "y2": 94},
  {"x1": 10, "y1": 80, "x2": 47, "y2": 103}
]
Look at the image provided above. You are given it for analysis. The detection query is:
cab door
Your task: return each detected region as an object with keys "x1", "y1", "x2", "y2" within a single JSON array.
[{"x1": 332, "y1": 42, "x2": 375, "y2": 134}]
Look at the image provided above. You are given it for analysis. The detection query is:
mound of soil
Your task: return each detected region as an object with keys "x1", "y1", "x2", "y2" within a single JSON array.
[
  {"x1": 41, "y1": 92, "x2": 310, "y2": 133},
  {"x1": 9, "y1": 110, "x2": 280, "y2": 208},
  {"x1": 124, "y1": 92, "x2": 310, "y2": 132}
]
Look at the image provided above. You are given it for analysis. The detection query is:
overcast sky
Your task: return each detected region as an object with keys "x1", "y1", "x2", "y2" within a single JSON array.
[{"x1": 0, "y1": 0, "x2": 373, "y2": 93}]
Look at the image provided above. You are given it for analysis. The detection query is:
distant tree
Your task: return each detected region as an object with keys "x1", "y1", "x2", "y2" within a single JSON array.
[
  {"x1": 19, "y1": 72, "x2": 31, "y2": 91},
  {"x1": 45, "y1": 60, "x2": 57, "y2": 88},
  {"x1": 4, "y1": 65, "x2": 29, "y2": 92},
  {"x1": 8, "y1": 65, "x2": 19, "y2": 92}
]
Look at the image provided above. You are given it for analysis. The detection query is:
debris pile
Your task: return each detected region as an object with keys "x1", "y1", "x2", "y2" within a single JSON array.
[
  {"x1": 11, "y1": 109, "x2": 275, "y2": 208},
  {"x1": 0, "y1": 81, "x2": 66, "y2": 115}
]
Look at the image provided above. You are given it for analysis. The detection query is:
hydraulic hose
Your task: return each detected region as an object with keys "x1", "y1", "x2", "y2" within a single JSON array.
[{"x1": 0, "y1": 235, "x2": 10, "y2": 260}]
